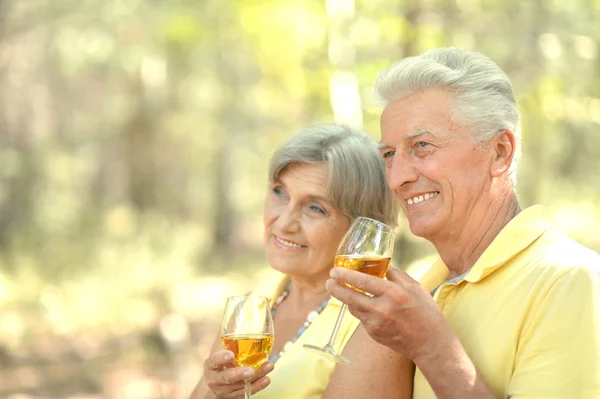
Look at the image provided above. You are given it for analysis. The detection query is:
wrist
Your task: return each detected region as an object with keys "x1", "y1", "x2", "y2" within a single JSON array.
[
  {"x1": 412, "y1": 336, "x2": 447, "y2": 369},
  {"x1": 413, "y1": 330, "x2": 468, "y2": 378},
  {"x1": 411, "y1": 323, "x2": 455, "y2": 366},
  {"x1": 413, "y1": 335, "x2": 499, "y2": 399}
]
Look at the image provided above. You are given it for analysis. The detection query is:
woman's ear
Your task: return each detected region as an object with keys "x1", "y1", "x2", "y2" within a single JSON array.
[{"x1": 490, "y1": 130, "x2": 516, "y2": 178}]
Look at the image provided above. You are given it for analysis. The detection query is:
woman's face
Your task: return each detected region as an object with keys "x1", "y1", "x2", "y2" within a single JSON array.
[{"x1": 263, "y1": 163, "x2": 351, "y2": 282}]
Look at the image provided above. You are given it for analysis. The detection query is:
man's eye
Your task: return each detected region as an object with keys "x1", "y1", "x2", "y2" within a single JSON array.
[
  {"x1": 272, "y1": 186, "x2": 284, "y2": 196},
  {"x1": 382, "y1": 150, "x2": 395, "y2": 158},
  {"x1": 416, "y1": 141, "x2": 429, "y2": 148}
]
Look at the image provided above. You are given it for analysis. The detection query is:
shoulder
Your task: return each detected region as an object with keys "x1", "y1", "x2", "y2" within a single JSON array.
[
  {"x1": 524, "y1": 228, "x2": 600, "y2": 278},
  {"x1": 517, "y1": 230, "x2": 600, "y2": 311},
  {"x1": 251, "y1": 268, "x2": 291, "y2": 301},
  {"x1": 323, "y1": 325, "x2": 414, "y2": 399},
  {"x1": 344, "y1": 324, "x2": 407, "y2": 363}
]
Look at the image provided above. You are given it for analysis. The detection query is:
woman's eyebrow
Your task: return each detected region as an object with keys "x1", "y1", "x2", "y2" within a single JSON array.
[{"x1": 308, "y1": 195, "x2": 332, "y2": 205}]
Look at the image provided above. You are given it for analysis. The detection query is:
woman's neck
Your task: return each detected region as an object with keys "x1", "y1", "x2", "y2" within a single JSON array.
[{"x1": 286, "y1": 277, "x2": 330, "y2": 310}]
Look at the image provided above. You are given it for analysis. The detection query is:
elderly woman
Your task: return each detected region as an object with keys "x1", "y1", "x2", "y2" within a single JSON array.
[{"x1": 190, "y1": 124, "x2": 413, "y2": 399}]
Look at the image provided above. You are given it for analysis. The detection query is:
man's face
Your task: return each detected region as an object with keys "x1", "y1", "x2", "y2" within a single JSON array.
[{"x1": 379, "y1": 88, "x2": 493, "y2": 242}]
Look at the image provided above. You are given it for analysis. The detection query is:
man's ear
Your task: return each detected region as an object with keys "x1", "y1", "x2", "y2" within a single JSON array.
[{"x1": 490, "y1": 130, "x2": 516, "y2": 177}]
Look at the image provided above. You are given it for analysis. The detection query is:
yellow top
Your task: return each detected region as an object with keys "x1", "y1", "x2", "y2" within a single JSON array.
[
  {"x1": 251, "y1": 269, "x2": 360, "y2": 399},
  {"x1": 413, "y1": 205, "x2": 600, "y2": 398}
]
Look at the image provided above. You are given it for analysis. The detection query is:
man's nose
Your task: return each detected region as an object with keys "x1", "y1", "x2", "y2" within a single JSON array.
[{"x1": 386, "y1": 153, "x2": 419, "y2": 191}]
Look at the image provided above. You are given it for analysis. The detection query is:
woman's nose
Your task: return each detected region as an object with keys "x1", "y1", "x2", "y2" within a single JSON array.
[{"x1": 276, "y1": 204, "x2": 301, "y2": 232}]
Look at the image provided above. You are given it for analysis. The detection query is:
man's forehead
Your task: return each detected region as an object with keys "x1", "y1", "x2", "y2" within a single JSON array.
[
  {"x1": 378, "y1": 128, "x2": 439, "y2": 147},
  {"x1": 407, "y1": 128, "x2": 439, "y2": 138}
]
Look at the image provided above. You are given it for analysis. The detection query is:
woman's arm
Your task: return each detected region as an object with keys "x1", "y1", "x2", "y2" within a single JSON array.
[{"x1": 322, "y1": 324, "x2": 414, "y2": 399}]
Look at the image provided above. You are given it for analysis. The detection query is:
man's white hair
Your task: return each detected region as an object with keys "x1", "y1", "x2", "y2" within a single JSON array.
[{"x1": 373, "y1": 47, "x2": 521, "y2": 185}]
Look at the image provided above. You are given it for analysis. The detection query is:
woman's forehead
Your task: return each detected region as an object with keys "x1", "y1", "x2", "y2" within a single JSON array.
[{"x1": 277, "y1": 163, "x2": 330, "y2": 193}]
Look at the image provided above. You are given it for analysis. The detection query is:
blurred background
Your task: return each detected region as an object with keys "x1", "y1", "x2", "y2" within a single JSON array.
[{"x1": 1, "y1": 0, "x2": 599, "y2": 397}]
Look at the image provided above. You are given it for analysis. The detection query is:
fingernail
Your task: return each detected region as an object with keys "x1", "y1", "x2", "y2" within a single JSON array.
[
  {"x1": 325, "y1": 279, "x2": 332, "y2": 290},
  {"x1": 224, "y1": 353, "x2": 234, "y2": 361},
  {"x1": 264, "y1": 362, "x2": 274, "y2": 372},
  {"x1": 243, "y1": 369, "x2": 254, "y2": 378},
  {"x1": 330, "y1": 268, "x2": 339, "y2": 278}
]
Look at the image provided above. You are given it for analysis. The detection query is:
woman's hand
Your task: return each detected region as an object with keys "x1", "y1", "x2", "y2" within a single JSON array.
[{"x1": 201, "y1": 350, "x2": 274, "y2": 399}]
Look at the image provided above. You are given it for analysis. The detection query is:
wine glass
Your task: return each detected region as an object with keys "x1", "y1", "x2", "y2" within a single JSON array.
[
  {"x1": 221, "y1": 296, "x2": 275, "y2": 399},
  {"x1": 303, "y1": 216, "x2": 395, "y2": 364}
]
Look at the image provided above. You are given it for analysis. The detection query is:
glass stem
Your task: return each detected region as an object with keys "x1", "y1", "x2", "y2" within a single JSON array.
[
  {"x1": 244, "y1": 378, "x2": 252, "y2": 399},
  {"x1": 325, "y1": 303, "x2": 348, "y2": 349}
]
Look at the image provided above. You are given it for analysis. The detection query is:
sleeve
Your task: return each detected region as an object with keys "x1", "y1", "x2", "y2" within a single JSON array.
[{"x1": 508, "y1": 263, "x2": 600, "y2": 398}]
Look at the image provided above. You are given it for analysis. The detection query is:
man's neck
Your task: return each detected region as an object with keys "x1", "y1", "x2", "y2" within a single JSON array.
[{"x1": 433, "y1": 192, "x2": 521, "y2": 279}]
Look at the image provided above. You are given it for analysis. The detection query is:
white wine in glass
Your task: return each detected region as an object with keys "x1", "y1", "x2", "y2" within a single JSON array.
[
  {"x1": 221, "y1": 296, "x2": 274, "y2": 399},
  {"x1": 303, "y1": 217, "x2": 395, "y2": 364}
]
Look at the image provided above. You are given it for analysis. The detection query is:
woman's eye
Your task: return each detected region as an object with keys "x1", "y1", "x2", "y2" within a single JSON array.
[{"x1": 309, "y1": 205, "x2": 326, "y2": 215}]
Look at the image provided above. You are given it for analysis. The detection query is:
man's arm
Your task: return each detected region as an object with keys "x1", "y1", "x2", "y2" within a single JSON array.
[
  {"x1": 413, "y1": 330, "x2": 498, "y2": 398},
  {"x1": 327, "y1": 267, "x2": 500, "y2": 399}
]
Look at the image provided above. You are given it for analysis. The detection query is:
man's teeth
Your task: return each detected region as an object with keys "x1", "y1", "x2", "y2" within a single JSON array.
[
  {"x1": 275, "y1": 236, "x2": 302, "y2": 248},
  {"x1": 407, "y1": 192, "x2": 439, "y2": 205}
]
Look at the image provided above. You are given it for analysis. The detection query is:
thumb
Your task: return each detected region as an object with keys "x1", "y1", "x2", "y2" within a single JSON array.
[{"x1": 385, "y1": 267, "x2": 410, "y2": 284}]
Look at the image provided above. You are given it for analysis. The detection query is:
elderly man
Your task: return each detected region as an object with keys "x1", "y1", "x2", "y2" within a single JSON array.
[{"x1": 326, "y1": 48, "x2": 600, "y2": 398}]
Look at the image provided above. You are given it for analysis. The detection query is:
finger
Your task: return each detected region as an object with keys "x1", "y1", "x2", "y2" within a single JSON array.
[
  {"x1": 386, "y1": 268, "x2": 414, "y2": 284},
  {"x1": 251, "y1": 376, "x2": 272, "y2": 395},
  {"x1": 216, "y1": 366, "x2": 256, "y2": 386},
  {"x1": 254, "y1": 361, "x2": 274, "y2": 379},
  {"x1": 219, "y1": 376, "x2": 272, "y2": 399},
  {"x1": 386, "y1": 268, "x2": 431, "y2": 299},
  {"x1": 330, "y1": 267, "x2": 388, "y2": 297},
  {"x1": 206, "y1": 350, "x2": 235, "y2": 370},
  {"x1": 326, "y1": 278, "x2": 374, "y2": 312},
  {"x1": 220, "y1": 362, "x2": 273, "y2": 386},
  {"x1": 344, "y1": 304, "x2": 375, "y2": 323}
]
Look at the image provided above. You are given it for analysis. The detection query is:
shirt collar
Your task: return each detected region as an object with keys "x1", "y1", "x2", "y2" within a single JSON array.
[
  {"x1": 465, "y1": 205, "x2": 550, "y2": 282},
  {"x1": 419, "y1": 205, "x2": 551, "y2": 290}
]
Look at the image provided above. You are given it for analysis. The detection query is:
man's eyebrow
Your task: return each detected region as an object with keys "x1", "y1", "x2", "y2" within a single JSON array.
[
  {"x1": 407, "y1": 128, "x2": 439, "y2": 138},
  {"x1": 378, "y1": 129, "x2": 439, "y2": 149}
]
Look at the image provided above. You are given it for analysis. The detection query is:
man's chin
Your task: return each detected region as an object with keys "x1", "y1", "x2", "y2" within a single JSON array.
[{"x1": 407, "y1": 221, "x2": 437, "y2": 241}]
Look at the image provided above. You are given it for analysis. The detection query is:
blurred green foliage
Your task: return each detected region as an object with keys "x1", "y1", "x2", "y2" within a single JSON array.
[{"x1": 0, "y1": 0, "x2": 599, "y2": 397}]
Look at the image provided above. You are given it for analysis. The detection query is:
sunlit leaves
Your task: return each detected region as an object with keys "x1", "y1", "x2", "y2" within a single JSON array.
[{"x1": 162, "y1": 13, "x2": 202, "y2": 46}]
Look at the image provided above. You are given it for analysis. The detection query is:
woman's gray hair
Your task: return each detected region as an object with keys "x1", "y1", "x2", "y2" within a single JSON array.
[
  {"x1": 372, "y1": 47, "x2": 521, "y2": 185},
  {"x1": 269, "y1": 124, "x2": 399, "y2": 227}
]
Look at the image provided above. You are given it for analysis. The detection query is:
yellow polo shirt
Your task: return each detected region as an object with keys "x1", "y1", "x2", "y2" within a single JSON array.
[{"x1": 413, "y1": 205, "x2": 600, "y2": 398}]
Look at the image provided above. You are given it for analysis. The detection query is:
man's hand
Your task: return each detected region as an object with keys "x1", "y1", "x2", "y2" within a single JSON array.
[
  {"x1": 326, "y1": 267, "x2": 449, "y2": 362},
  {"x1": 327, "y1": 267, "x2": 500, "y2": 399}
]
